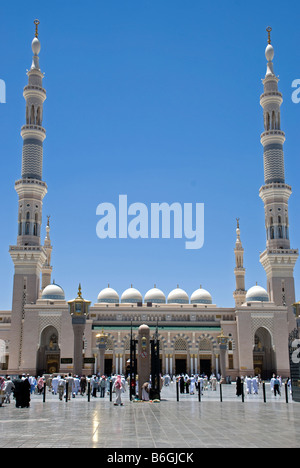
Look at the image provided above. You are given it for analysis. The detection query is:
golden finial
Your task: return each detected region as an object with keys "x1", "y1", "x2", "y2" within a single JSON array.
[
  {"x1": 34, "y1": 19, "x2": 40, "y2": 38},
  {"x1": 236, "y1": 217, "x2": 240, "y2": 229},
  {"x1": 77, "y1": 283, "x2": 82, "y2": 298},
  {"x1": 47, "y1": 215, "x2": 50, "y2": 227},
  {"x1": 266, "y1": 27, "x2": 272, "y2": 45}
]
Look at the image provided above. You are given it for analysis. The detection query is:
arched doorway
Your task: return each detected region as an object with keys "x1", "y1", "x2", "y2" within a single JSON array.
[
  {"x1": 174, "y1": 338, "x2": 188, "y2": 374},
  {"x1": 253, "y1": 327, "x2": 276, "y2": 380},
  {"x1": 36, "y1": 326, "x2": 60, "y2": 375},
  {"x1": 199, "y1": 338, "x2": 213, "y2": 375}
]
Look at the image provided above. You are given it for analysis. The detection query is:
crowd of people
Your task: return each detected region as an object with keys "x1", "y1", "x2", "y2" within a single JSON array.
[
  {"x1": 170, "y1": 373, "x2": 219, "y2": 395},
  {"x1": 162, "y1": 372, "x2": 292, "y2": 398},
  {"x1": 0, "y1": 373, "x2": 128, "y2": 408},
  {"x1": 0, "y1": 372, "x2": 293, "y2": 408},
  {"x1": 236, "y1": 374, "x2": 292, "y2": 397}
]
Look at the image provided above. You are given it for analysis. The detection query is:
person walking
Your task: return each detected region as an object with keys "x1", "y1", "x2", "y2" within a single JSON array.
[
  {"x1": 0, "y1": 377, "x2": 5, "y2": 406},
  {"x1": 58, "y1": 376, "x2": 66, "y2": 401},
  {"x1": 252, "y1": 376, "x2": 259, "y2": 395},
  {"x1": 80, "y1": 376, "x2": 87, "y2": 396},
  {"x1": 65, "y1": 374, "x2": 75, "y2": 400},
  {"x1": 52, "y1": 375, "x2": 59, "y2": 395},
  {"x1": 91, "y1": 375, "x2": 98, "y2": 398},
  {"x1": 179, "y1": 375, "x2": 185, "y2": 394},
  {"x1": 37, "y1": 376, "x2": 45, "y2": 395},
  {"x1": 246, "y1": 376, "x2": 252, "y2": 395},
  {"x1": 13, "y1": 375, "x2": 30, "y2": 408},
  {"x1": 29, "y1": 376, "x2": 37, "y2": 395},
  {"x1": 274, "y1": 376, "x2": 281, "y2": 397},
  {"x1": 4, "y1": 377, "x2": 15, "y2": 404},
  {"x1": 113, "y1": 375, "x2": 125, "y2": 406},
  {"x1": 236, "y1": 376, "x2": 243, "y2": 397},
  {"x1": 100, "y1": 376, "x2": 107, "y2": 398}
]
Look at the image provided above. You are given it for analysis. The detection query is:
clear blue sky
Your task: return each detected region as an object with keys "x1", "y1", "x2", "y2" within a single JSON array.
[{"x1": 0, "y1": 0, "x2": 300, "y2": 309}]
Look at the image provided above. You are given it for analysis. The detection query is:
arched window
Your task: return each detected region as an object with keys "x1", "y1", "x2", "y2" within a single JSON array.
[
  {"x1": 30, "y1": 105, "x2": 35, "y2": 125},
  {"x1": 266, "y1": 113, "x2": 270, "y2": 131},
  {"x1": 174, "y1": 338, "x2": 188, "y2": 351},
  {"x1": 36, "y1": 107, "x2": 41, "y2": 126},
  {"x1": 272, "y1": 111, "x2": 276, "y2": 130}
]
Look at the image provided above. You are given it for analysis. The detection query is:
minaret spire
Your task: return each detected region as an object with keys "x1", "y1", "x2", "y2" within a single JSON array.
[
  {"x1": 16, "y1": 19, "x2": 47, "y2": 245},
  {"x1": 34, "y1": 19, "x2": 40, "y2": 38},
  {"x1": 233, "y1": 219, "x2": 247, "y2": 307},
  {"x1": 8, "y1": 21, "x2": 48, "y2": 373},
  {"x1": 267, "y1": 26, "x2": 272, "y2": 45},
  {"x1": 259, "y1": 28, "x2": 298, "y2": 330}
]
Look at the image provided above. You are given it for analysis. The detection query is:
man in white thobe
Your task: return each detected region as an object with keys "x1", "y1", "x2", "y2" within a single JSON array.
[
  {"x1": 246, "y1": 376, "x2": 252, "y2": 394},
  {"x1": 252, "y1": 376, "x2": 258, "y2": 395},
  {"x1": 52, "y1": 376, "x2": 59, "y2": 395}
]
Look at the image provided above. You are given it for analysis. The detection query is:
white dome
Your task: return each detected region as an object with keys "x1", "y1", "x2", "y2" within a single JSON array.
[
  {"x1": 42, "y1": 283, "x2": 65, "y2": 300},
  {"x1": 246, "y1": 285, "x2": 269, "y2": 303},
  {"x1": 32, "y1": 37, "x2": 41, "y2": 56},
  {"x1": 191, "y1": 287, "x2": 212, "y2": 305},
  {"x1": 144, "y1": 286, "x2": 166, "y2": 304},
  {"x1": 97, "y1": 287, "x2": 119, "y2": 304},
  {"x1": 167, "y1": 286, "x2": 189, "y2": 304},
  {"x1": 265, "y1": 44, "x2": 274, "y2": 62},
  {"x1": 121, "y1": 286, "x2": 143, "y2": 304}
]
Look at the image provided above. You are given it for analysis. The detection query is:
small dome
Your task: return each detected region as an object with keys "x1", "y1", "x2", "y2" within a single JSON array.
[
  {"x1": 191, "y1": 286, "x2": 212, "y2": 305},
  {"x1": 97, "y1": 286, "x2": 119, "y2": 304},
  {"x1": 144, "y1": 286, "x2": 166, "y2": 304},
  {"x1": 246, "y1": 285, "x2": 269, "y2": 303},
  {"x1": 121, "y1": 286, "x2": 143, "y2": 304},
  {"x1": 167, "y1": 286, "x2": 189, "y2": 304},
  {"x1": 42, "y1": 283, "x2": 65, "y2": 300}
]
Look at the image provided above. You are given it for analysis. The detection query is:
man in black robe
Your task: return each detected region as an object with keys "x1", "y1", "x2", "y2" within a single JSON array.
[
  {"x1": 236, "y1": 376, "x2": 243, "y2": 397},
  {"x1": 13, "y1": 375, "x2": 31, "y2": 408},
  {"x1": 180, "y1": 375, "x2": 185, "y2": 394}
]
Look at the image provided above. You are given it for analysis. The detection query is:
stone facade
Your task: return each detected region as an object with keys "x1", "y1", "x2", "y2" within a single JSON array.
[{"x1": 0, "y1": 25, "x2": 297, "y2": 380}]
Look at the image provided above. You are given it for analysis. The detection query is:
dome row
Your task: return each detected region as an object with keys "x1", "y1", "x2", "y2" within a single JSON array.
[
  {"x1": 98, "y1": 284, "x2": 270, "y2": 304},
  {"x1": 41, "y1": 283, "x2": 270, "y2": 305},
  {"x1": 97, "y1": 285, "x2": 213, "y2": 305}
]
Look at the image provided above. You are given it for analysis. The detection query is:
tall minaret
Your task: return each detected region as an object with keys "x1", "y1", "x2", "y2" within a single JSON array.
[
  {"x1": 233, "y1": 218, "x2": 247, "y2": 307},
  {"x1": 259, "y1": 28, "x2": 298, "y2": 330},
  {"x1": 8, "y1": 20, "x2": 48, "y2": 373}
]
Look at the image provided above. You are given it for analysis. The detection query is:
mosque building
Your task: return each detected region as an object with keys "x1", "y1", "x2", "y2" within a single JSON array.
[{"x1": 0, "y1": 23, "x2": 298, "y2": 380}]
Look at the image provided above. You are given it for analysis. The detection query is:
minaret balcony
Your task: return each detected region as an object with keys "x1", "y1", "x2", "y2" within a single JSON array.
[
  {"x1": 261, "y1": 129, "x2": 285, "y2": 146},
  {"x1": 259, "y1": 183, "x2": 292, "y2": 205},
  {"x1": 23, "y1": 85, "x2": 46, "y2": 101},
  {"x1": 15, "y1": 178, "x2": 47, "y2": 199},
  {"x1": 21, "y1": 124, "x2": 46, "y2": 142},
  {"x1": 260, "y1": 91, "x2": 283, "y2": 106}
]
